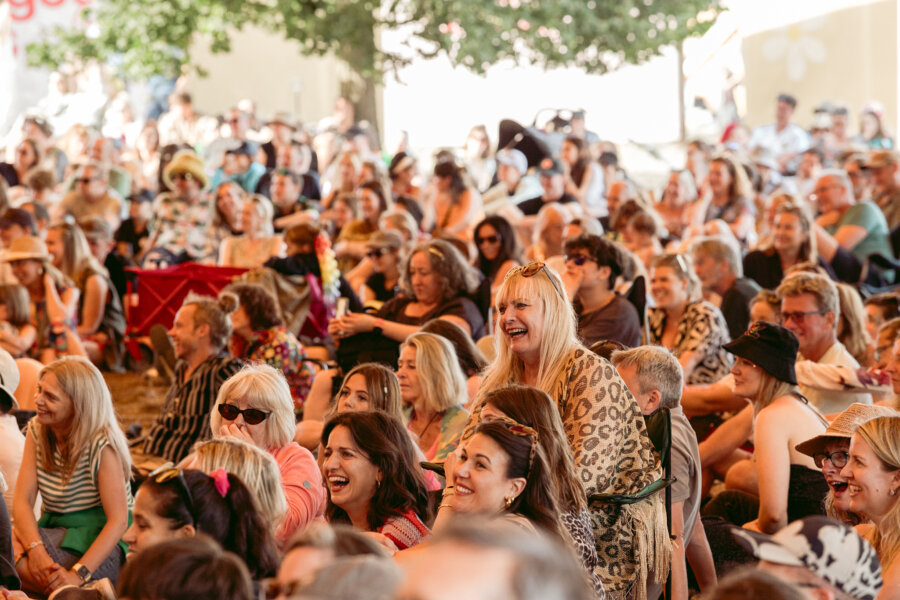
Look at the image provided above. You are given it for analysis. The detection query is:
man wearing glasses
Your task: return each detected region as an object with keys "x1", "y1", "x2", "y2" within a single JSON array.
[{"x1": 56, "y1": 162, "x2": 122, "y2": 230}]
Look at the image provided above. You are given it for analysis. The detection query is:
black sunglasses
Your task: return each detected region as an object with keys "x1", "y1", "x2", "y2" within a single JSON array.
[
  {"x1": 477, "y1": 235, "x2": 500, "y2": 245},
  {"x1": 217, "y1": 403, "x2": 271, "y2": 425},
  {"x1": 366, "y1": 248, "x2": 385, "y2": 259},
  {"x1": 813, "y1": 450, "x2": 849, "y2": 469},
  {"x1": 565, "y1": 254, "x2": 593, "y2": 266},
  {"x1": 76, "y1": 177, "x2": 96, "y2": 184}
]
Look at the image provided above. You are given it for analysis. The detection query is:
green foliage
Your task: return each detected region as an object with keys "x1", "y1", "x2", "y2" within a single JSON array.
[{"x1": 26, "y1": 0, "x2": 721, "y2": 80}]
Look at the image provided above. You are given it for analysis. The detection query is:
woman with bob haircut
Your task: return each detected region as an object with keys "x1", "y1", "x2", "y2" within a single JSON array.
[
  {"x1": 122, "y1": 467, "x2": 278, "y2": 580},
  {"x1": 117, "y1": 535, "x2": 254, "y2": 600},
  {"x1": 466, "y1": 261, "x2": 665, "y2": 599},
  {"x1": 648, "y1": 252, "x2": 733, "y2": 385},
  {"x1": 188, "y1": 437, "x2": 288, "y2": 535},
  {"x1": 841, "y1": 415, "x2": 900, "y2": 595},
  {"x1": 13, "y1": 357, "x2": 132, "y2": 592},
  {"x1": 331, "y1": 238, "x2": 485, "y2": 371},
  {"x1": 473, "y1": 215, "x2": 522, "y2": 307},
  {"x1": 208, "y1": 364, "x2": 327, "y2": 546},
  {"x1": 322, "y1": 411, "x2": 432, "y2": 550},
  {"x1": 701, "y1": 321, "x2": 828, "y2": 534},
  {"x1": 398, "y1": 332, "x2": 468, "y2": 462}
]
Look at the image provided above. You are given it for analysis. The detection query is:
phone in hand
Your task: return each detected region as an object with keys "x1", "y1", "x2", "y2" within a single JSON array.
[{"x1": 336, "y1": 297, "x2": 349, "y2": 319}]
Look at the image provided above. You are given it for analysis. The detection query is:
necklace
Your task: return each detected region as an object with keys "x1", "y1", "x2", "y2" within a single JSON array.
[{"x1": 412, "y1": 409, "x2": 442, "y2": 439}]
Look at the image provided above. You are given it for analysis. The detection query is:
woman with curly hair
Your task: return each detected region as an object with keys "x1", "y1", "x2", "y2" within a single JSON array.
[{"x1": 703, "y1": 154, "x2": 756, "y2": 243}]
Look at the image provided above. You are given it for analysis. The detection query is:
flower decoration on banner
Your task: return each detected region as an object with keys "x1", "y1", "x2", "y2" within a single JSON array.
[
  {"x1": 314, "y1": 232, "x2": 340, "y2": 300},
  {"x1": 761, "y1": 18, "x2": 826, "y2": 82}
]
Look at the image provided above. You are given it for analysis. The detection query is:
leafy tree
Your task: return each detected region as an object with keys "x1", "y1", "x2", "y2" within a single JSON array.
[{"x1": 27, "y1": 0, "x2": 721, "y2": 81}]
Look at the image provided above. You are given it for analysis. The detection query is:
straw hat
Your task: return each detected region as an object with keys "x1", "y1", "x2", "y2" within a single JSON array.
[
  {"x1": 3, "y1": 236, "x2": 50, "y2": 262},
  {"x1": 163, "y1": 150, "x2": 209, "y2": 191},
  {"x1": 796, "y1": 403, "x2": 899, "y2": 457}
]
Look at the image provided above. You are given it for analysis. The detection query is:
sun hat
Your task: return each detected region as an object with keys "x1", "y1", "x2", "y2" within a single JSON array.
[
  {"x1": 749, "y1": 147, "x2": 779, "y2": 171},
  {"x1": 723, "y1": 321, "x2": 799, "y2": 385},
  {"x1": 3, "y1": 236, "x2": 50, "y2": 263},
  {"x1": 162, "y1": 150, "x2": 209, "y2": 191},
  {"x1": 366, "y1": 231, "x2": 403, "y2": 251},
  {"x1": 496, "y1": 149, "x2": 528, "y2": 176},
  {"x1": 0, "y1": 348, "x2": 19, "y2": 412},
  {"x1": 796, "y1": 403, "x2": 898, "y2": 457},
  {"x1": 866, "y1": 150, "x2": 899, "y2": 169},
  {"x1": 733, "y1": 516, "x2": 882, "y2": 600}
]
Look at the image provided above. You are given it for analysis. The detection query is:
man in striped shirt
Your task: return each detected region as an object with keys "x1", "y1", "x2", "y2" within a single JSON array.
[{"x1": 143, "y1": 293, "x2": 242, "y2": 463}]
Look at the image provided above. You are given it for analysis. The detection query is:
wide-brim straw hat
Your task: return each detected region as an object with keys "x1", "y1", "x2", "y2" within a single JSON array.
[
  {"x1": 163, "y1": 150, "x2": 209, "y2": 191},
  {"x1": 796, "y1": 403, "x2": 899, "y2": 457},
  {"x1": 3, "y1": 236, "x2": 50, "y2": 263}
]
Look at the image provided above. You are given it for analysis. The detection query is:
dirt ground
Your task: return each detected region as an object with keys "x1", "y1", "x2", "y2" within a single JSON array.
[{"x1": 104, "y1": 371, "x2": 168, "y2": 433}]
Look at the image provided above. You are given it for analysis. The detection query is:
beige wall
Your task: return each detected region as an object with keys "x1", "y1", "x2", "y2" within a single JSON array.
[{"x1": 742, "y1": 0, "x2": 897, "y2": 134}]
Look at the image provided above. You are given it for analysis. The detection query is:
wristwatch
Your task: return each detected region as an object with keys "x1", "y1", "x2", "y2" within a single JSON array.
[{"x1": 72, "y1": 562, "x2": 92, "y2": 584}]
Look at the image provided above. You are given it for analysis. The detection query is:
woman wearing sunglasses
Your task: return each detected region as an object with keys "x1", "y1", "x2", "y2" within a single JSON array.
[
  {"x1": 473, "y1": 215, "x2": 522, "y2": 308},
  {"x1": 701, "y1": 322, "x2": 829, "y2": 534},
  {"x1": 796, "y1": 403, "x2": 898, "y2": 526},
  {"x1": 12, "y1": 357, "x2": 132, "y2": 593},
  {"x1": 208, "y1": 364, "x2": 327, "y2": 547},
  {"x1": 122, "y1": 465, "x2": 279, "y2": 581},
  {"x1": 466, "y1": 261, "x2": 664, "y2": 599},
  {"x1": 360, "y1": 231, "x2": 404, "y2": 311},
  {"x1": 322, "y1": 411, "x2": 431, "y2": 551}
]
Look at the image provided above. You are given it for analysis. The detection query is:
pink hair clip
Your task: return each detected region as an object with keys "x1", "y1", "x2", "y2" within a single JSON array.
[{"x1": 211, "y1": 468, "x2": 230, "y2": 498}]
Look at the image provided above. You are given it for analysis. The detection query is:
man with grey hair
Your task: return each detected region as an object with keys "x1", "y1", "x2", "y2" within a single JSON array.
[
  {"x1": 611, "y1": 346, "x2": 717, "y2": 600},
  {"x1": 812, "y1": 168, "x2": 893, "y2": 283},
  {"x1": 692, "y1": 236, "x2": 761, "y2": 339}
]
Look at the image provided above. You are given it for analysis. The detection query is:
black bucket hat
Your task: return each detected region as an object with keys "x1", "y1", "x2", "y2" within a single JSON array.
[{"x1": 723, "y1": 321, "x2": 799, "y2": 385}]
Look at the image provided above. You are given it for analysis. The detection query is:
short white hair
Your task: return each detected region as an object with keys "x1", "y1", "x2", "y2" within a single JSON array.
[
  {"x1": 210, "y1": 363, "x2": 295, "y2": 448},
  {"x1": 610, "y1": 346, "x2": 683, "y2": 410}
]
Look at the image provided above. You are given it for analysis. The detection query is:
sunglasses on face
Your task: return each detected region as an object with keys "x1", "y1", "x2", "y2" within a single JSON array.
[
  {"x1": 565, "y1": 254, "x2": 593, "y2": 266},
  {"x1": 217, "y1": 403, "x2": 271, "y2": 425},
  {"x1": 812, "y1": 450, "x2": 849, "y2": 469},
  {"x1": 477, "y1": 235, "x2": 500, "y2": 245},
  {"x1": 366, "y1": 248, "x2": 385, "y2": 259},
  {"x1": 171, "y1": 172, "x2": 195, "y2": 182},
  {"x1": 76, "y1": 177, "x2": 96, "y2": 184}
]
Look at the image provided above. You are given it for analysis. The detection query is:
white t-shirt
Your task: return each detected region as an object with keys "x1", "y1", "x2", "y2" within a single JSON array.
[
  {"x1": 0, "y1": 414, "x2": 24, "y2": 510},
  {"x1": 801, "y1": 342, "x2": 872, "y2": 415}
]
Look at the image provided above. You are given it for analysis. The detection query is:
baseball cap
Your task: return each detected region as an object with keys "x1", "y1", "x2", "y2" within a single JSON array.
[
  {"x1": 225, "y1": 141, "x2": 255, "y2": 157},
  {"x1": 496, "y1": 149, "x2": 528, "y2": 176},
  {"x1": 733, "y1": 516, "x2": 882, "y2": 600},
  {"x1": 539, "y1": 157, "x2": 563, "y2": 176},
  {"x1": 366, "y1": 231, "x2": 403, "y2": 250}
]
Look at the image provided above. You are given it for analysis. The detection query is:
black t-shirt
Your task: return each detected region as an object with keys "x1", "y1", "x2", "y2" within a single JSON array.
[
  {"x1": 720, "y1": 277, "x2": 762, "y2": 339},
  {"x1": 364, "y1": 272, "x2": 398, "y2": 302},
  {"x1": 575, "y1": 293, "x2": 641, "y2": 348},
  {"x1": 517, "y1": 193, "x2": 578, "y2": 216},
  {"x1": 114, "y1": 218, "x2": 150, "y2": 258}
]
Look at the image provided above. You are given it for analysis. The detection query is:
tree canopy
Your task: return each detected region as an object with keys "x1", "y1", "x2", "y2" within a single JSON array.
[{"x1": 27, "y1": 0, "x2": 722, "y2": 80}]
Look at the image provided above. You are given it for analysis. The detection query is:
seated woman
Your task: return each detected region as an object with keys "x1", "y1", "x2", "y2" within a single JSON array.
[
  {"x1": 0, "y1": 284, "x2": 36, "y2": 358},
  {"x1": 331, "y1": 239, "x2": 484, "y2": 372},
  {"x1": 427, "y1": 160, "x2": 481, "y2": 243},
  {"x1": 702, "y1": 155, "x2": 755, "y2": 244},
  {"x1": 335, "y1": 181, "x2": 392, "y2": 268},
  {"x1": 473, "y1": 215, "x2": 522, "y2": 309},
  {"x1": 188, "y1": 437, "x2": 288, "y2": 538},
  {"x1": 222, "y1": 283, "x2": 312, "y2": 410},
  {"x1": 796, "y1": 403, "x2": 898, "y2": 527},
  {"x1": 525, "y1": 203, "x2": 572, "y2": 263},
  {"x1": 13, "y1": 357, "x2": 131, "y2": 593},
  {"x1": 361, "y1": 231, "x2": 404, "y2": 311},
  {"x1": 398, "y1": 333, "x2": 469, "y2": 462},
  {"x1": 701, "y1": 322, "x2": 829, "y2": 533},
  {"x1": 208, "y1": 364, "x2": 327, "y2": 546},
  {"x1": 5, "y1": 236, "x2": 82, "y2": 364},
  {"x1": 648, "y1": 253, "x2": 733, "y2": 385},
  {"x1": 219, "y1": 195, "x2": 283, "y2": 268},
  {"x1": 469, "y1": 385, "x2": 605, "y2": 596},
  {"x1": 420, "y1": 318, "x2": 488, "y2": 406},
  {"x1": 211, "y1": 181, "x2": 245, "y2": 247},
  {"x1": 322, "y1": 411, "x2": 431, "y2": 550},
  {"x1": 122, "y1": 465, "x2": 279, "y2": 580},
  {"x1": 45, "y1": 221, "x2": 125, "y2": 369},
  {"x1": 841, "y1": 415, "x2": 900, "y2": 596}
]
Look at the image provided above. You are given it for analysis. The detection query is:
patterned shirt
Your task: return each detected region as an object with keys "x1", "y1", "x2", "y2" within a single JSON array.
[
  {"x1": 144, "y1": 353, "x2": 243, "y2": 462},
  {"x1": 229, "y1": 327, "x2": 313, "y2": 410},
  {"x1": 148, "y1": 192, "x2": 215, "y2": 260},
  {"x1": 647, "y1": 300, "x2": 733, "y2": 385}
]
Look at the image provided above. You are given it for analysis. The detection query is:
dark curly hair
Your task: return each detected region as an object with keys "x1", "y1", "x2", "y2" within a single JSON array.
[
  {"x1": 224, "y1": 282, "x2": 282, "y2": 330},
  {"x1": 474, "y1": 215, "x2": 521, "y2": 281},
  {"x1": 563, "y1": 233, "x2": 623, "y2": 289},
  {"x1": 322, "y1": 411, "x2": 431, "y2": 531},
  {"x1": 399, "y1": 239, "x2": 480, "y2": 302}
]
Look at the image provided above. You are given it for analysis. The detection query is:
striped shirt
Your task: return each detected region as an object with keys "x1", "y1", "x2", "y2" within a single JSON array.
[
  {"x1": 143, "y1": 353, "x2": 242, "y2": 462},
  {"x1": 31, "y1": 425, "x2": 131, "y2": 514}
]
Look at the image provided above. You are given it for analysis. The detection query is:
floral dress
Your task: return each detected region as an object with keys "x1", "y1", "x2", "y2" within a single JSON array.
[
  {"x1": 647, "y1": 300, "x2": 733, "y2": 385},
  {"x1": 229, "y1": 326, "x2": 314, "y2": 411}
]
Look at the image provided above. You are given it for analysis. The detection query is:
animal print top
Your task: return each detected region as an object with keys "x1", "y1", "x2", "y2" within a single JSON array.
[{"x1": 647, "y1": 300, "x2": 733, "y2": 385}]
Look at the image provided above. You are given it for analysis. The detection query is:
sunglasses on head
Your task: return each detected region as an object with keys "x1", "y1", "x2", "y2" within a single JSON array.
[
  {"x1": 171, "y1": 172, "x2": 195, "y2": 182},
  {"x1": 147, "y1": 463, "x2": 195, "y2": 518},
  {"x1": 366, "y1": 248, "x2": 385, "y2": 259},
  {"x1": 217, "y1": 403, "x2": 271, "y2": 425},
  {"x1": 477, "y1": 235, "x2": 500, "y2": 245},
  {"x1": 506, "y1": 262, "x2": 565, "y2": 299}
]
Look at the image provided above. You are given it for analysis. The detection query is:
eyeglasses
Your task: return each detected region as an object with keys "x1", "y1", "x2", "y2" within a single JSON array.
[
  {"x1": 813, "y1": 450, "x2": 849, "y2": 469},
  {"x1": 782, "y1": 310, "x2": 828, "y2": 324},
  {"x1": 476, "y1": 235, "x2": 500, "y2": 245},
  {"x1": 147, "y1": 463, "x2": 195, "y2": 520},
  {"x1": 217, "y1": 403, "x2": 271, "y2": 425},
  {"x1": 171, "y1": 172, "x2": 195, "y2": 182},
  {"x1": 565, "y1": 253, "x2": 594, "y2": 267},
  {"x1": 75, "y1": 177, "x2": 96, "y2": 184},
  {"x1": 366, "y1": 248, "x2": 385, "y2": 259},
  {"x1": 506, "y1": 262, "x2": 565, "y2": 299}
]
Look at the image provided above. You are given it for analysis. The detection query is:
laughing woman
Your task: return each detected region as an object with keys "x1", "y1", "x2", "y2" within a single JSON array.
[{"x1": 322, "y1": 411, "x2": 431, "y2": 551}]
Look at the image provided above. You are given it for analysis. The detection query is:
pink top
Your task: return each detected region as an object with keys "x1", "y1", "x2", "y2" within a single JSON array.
[{"x1": 271, "y1": 442, "x2": 328, "y2": 546}]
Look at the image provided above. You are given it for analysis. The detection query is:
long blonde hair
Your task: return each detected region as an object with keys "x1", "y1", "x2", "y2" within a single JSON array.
[
  {"x1": 480, "y1": 264, "x2": 581, "y2": 396},
  {"x1": 34, "y1": 357, "x2": 132, "y2": 483},
  {"x1": 400, "y1": 332, "x2": 467, "y2": 413},
  {"x1": 750, "y1": 369, "x2": 802, "y2": 415},
  {"x1": 855, "y1": 417, "x2": 900, "y2": 569},
  {"x1": 836, "y1": 283, "x2": 870, "y2": 365},
  {"x1": 48, "y1": 221, "x2": 106, "y2": 289}
]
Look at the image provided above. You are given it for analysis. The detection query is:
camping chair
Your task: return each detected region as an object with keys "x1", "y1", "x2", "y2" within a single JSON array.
[{"x1": 624, "y1": 275, "x2": 650, "y2": 341}]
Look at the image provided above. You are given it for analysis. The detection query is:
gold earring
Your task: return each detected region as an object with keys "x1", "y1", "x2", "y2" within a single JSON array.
[{"x1": 504, "y1": 496, "x2": 514, "y2": 508}]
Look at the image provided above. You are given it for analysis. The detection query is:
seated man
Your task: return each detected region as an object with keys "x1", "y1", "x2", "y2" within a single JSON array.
[
  {"x1": 516, "y1": 158, "x2": 578, "y2": 217},
  {"x1": 142, "y1": 293, "x2": 242, "y2": 463},
  {"x1": 562, "y1": 233, "x2": 640, "y2": 348},
  {"x1": 210, "y1": 141, "x2": 266, "y2": 193},
  {"x1": 56, "y1": 161, "x2": 123, "y2": 230},
  {"x1": 612, "y1": 346, "x2": 717, "y2": 600},
  {"x1": 482, "y1": 149, "x2": 542, "y2": 214},
  {"x1": 691, "y1": 236, "x2": 761, "y2": 339}
]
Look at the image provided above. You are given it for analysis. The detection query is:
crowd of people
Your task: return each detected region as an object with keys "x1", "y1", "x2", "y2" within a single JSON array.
[{"x1": 0, "y1": 87, "x2": 899, "y2": 600}]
